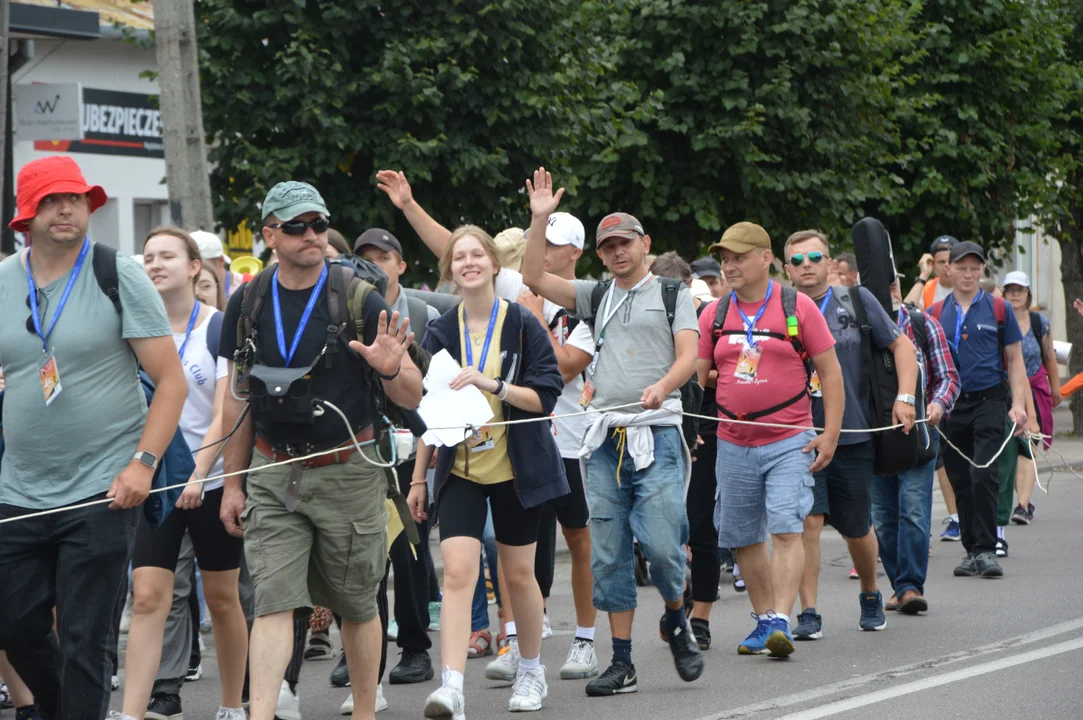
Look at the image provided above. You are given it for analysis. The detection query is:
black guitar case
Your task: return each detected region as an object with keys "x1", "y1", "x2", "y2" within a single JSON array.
[{"x1": 851, "y1": 217, "x2": 896, "y2": 319}]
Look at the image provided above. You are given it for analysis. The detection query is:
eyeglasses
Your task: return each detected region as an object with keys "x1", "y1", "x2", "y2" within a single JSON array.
[
  {"x1": 788, "y1": 251, "x2": 825, "y2": 267},
  {"x1": 25, "y1": 290, "x2": 46, "y2": 335},
  {"x1": 266, "y1": 218, "x2": 329, "y2": 236}
]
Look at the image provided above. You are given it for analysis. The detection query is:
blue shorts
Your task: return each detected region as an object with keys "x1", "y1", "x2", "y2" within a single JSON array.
[{"x1": 715, "y1": 431, "x2": 815, "y2": 549}]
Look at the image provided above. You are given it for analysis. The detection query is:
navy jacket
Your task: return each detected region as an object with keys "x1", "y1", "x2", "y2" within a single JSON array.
[{"x1": 423, "y1": 301, "x2": 568, "y2": 509}]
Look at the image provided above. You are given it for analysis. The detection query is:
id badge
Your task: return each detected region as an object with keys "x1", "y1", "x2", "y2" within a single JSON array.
[
  {"x1": 467, "y1": 425, "x2": 495, "y2": 453},
  {"x1": 734, "y1": 343, "x2": 762, "y2": 381},
  {"x1": 39, "y1": 352, "x2": 63, "y2": 406},
  {"x1": 808, "y1": 370, "x2": 823, "y2": 398},
  {"x1": 579, "y1": 380, "x2": 595, "y2": 408}
]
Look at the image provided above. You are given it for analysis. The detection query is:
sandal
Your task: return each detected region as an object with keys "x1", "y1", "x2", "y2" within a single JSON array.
[{"x1": 467, "y1": 629, "x2": 494, "y2": 658}]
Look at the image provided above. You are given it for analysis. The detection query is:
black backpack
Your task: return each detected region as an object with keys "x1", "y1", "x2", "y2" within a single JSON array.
[
  {"x1": 710, "y1": 285, "x2": 816, "y2": 421},
  {"x1": 587, "y1": 277, "x2": 704, "y2": 448},
  {"x1": 833, "y1": 286, "x2": 934, "y2": 476}
]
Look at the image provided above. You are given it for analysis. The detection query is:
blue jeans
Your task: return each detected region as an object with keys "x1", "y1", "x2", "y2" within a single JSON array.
[
  {"x1": 586, "y1": 425, "x2": 688, "y2": 612},
  {"x1": 470, "y1": 502, "x2": 499, "y2": 632},
  {"x1": 870, "y1": 434, "x2": 937, "y2": 597}
]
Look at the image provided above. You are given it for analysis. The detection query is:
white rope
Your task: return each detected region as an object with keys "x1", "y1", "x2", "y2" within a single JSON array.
[
  {"x1": 934, "y1": 423, "x2": 1019, "y2": 471},
  {"x1": 3, "y1": 402, "x2": 1077, "y2": 525}
]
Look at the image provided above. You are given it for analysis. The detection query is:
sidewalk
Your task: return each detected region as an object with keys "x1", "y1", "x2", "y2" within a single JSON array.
[{"x1": 1036, "y1": 406, "x2": 1083, "y2": 471}]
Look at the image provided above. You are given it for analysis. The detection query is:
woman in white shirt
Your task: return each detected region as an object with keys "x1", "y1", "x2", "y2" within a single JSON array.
[{"x1": 118, "y1": 227, "x2": 247, "y2": 720}]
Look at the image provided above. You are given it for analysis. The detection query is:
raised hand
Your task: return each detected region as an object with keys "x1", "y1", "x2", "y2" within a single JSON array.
[
  {"x1": 376, "y1": 170, "x2": 415, "y2": 210},
  {"x1": 351, "y1": 310, "x2": 414, "y2": 379},
  {"x1": 526, "y1": 167, "x2": 565, "y2": 219},
  {"x1": 1073, "y1": 298, "x2": 1083, "y2": 318}
]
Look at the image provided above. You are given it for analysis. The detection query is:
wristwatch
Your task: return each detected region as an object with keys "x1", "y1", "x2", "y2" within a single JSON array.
[
  {"x1": 133, "y1": 451, "x2": 160, "y2": 471},
  {"x1": 895, "y1": 394, "x2": 916, "y2": 406}
]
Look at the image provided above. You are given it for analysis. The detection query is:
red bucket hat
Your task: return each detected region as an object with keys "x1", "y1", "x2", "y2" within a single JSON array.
[{"x1": 9, "y1": 156, "x2": 107, "y2": 233}]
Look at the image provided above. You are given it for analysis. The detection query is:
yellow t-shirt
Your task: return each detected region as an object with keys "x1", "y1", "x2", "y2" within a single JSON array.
[{"x1": 453, "y1": 299, "x2": 514, "y2": 485}]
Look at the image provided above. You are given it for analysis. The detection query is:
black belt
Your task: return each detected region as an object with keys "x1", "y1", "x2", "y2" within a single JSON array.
[{"x1": 958, "y1": 384, "x2": 1008, "y2": 403}]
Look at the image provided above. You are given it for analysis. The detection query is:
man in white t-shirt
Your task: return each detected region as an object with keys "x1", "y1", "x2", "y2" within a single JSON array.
[{"x1": 376, "y1": 169, "x2": 601, "y2": 680}]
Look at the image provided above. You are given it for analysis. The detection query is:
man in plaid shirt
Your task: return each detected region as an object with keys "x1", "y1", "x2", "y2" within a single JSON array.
[{"x1": 871, "y1": 280, "x2": 960, "y2": 615}]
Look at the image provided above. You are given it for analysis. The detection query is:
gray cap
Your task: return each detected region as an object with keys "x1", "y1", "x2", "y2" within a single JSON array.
[
  {"x1": 261, "y1": 181, "x2": 330, "y2": 221},
  {"x1": 354, "y1": 228, "x2": 403, "y2": 256},
  {"x1": 690, "y1": 257, "x2": 722, "y2": 279}
]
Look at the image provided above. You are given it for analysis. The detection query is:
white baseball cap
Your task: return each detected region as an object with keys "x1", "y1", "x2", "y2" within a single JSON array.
[
  {"x1": 544, "y1": 212, "x2": 585, "y2": 250},
  {"x1": 1003, "y1": 270, "x2": 1030, "y2": 289},
  {"x1": 690, "y1": 278, "x2": 714, "y2": 303},
  {"x1": 191, "y1": 230, "x2": 231, "y2": 264}
]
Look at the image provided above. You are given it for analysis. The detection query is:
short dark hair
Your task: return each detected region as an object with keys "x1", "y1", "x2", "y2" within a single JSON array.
[
  {"x1": 836, "y1": 252, "x2": 857, "y2": 269},
  {"x1": 650, "y1": 251, "x2": 692, "y2": 285}
]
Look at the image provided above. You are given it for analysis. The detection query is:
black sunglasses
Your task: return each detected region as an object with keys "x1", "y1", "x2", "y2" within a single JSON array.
[
  {"x1": 789, "y1": 251, "x2": 825, "y2": 267},
  {"x1": 267, "y1": 218, "x2": 329, "y2": 236},
  {"x1": 25, "y1": 290, "x2": 46, "y2": 335}
]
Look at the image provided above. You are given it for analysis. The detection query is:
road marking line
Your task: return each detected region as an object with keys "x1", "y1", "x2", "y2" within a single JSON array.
[
  {"x1": 775, "y1": 637, "x2": 1083, "y2": 719},
  {"x1": 692, "y1": 617, "x2": 1083, "y2": 720}
]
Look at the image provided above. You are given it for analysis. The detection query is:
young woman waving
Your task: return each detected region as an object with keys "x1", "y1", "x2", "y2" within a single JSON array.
[{"x1": 409, "y1": 225, "x2": 567, "y2": 719}]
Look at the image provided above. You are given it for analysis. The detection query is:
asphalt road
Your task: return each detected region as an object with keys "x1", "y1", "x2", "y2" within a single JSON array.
[{"x1": 109, "y1": 470, "x2": 1083, "y2": 719}]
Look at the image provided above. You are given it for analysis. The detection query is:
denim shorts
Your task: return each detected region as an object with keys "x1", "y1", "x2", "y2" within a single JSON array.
[{"x1": 715, "y1": 430, "x2": 815, "y2": 548}]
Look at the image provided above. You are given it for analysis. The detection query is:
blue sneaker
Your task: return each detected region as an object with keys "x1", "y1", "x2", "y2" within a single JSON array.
[
  {"x1": 765, "y1": 615, "x2": 795, "y2": 658},
  {"x1": 793, "y1": 608, "x2": 822, "y2": 641},
  {"x1": 940, "y1": 518, "x2": 960, "y2": 541},
  {"x1": 737, "y1": 613, "x2": 771, "y2": 655},
  {"x1": 859, "y1": 591, "x2": 887, "y2": 631}
]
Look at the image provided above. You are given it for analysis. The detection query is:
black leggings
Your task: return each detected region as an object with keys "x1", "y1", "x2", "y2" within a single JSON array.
[
  {"x1": 131, "y1": 488, "x2": 243, "y2": 573},
  {"x1": 687, "y1": 433, "x2": 720, "y2": 604},
  {"x1": 438, "y1": 476, "x2": 541, "y2": 547}
]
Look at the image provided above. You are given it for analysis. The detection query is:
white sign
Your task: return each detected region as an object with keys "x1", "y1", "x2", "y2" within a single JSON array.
[{"x1": 14, "y1": 83, "x2": 84, "y2": 142}]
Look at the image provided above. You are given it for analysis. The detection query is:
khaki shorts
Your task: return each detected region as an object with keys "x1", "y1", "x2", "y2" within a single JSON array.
[{"x1": 241, "y1": 448, "x2": 388, "y2": 623}]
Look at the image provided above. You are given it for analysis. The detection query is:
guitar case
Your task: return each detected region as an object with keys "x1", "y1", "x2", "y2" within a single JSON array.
[{"x1": 851, "y1": 217, "x2": 897, "y2": 319}]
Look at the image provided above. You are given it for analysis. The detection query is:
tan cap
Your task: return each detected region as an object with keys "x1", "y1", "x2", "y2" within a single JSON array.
[
  {"x1": 708, "y1": 222, "x2": 771, "y2": 254},
  {"x1": 596, "y1": 212, "x2": 645, "y2": 246}
]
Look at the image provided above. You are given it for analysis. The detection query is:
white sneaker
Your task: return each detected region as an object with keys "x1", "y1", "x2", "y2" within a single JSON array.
[
  {"x1": 508, "y1": 666, "x2": 548, "y2": 712},
  {"x1": 559, "y1": 638, "x2": 598, "y2": 679},
  {"x1": 339, "y1": 684, "x2": 388, "y2": 715},
  {"x1": 485, "y1": 637, "x2": 520, "y2": 682},
  {"x1": 119, "y1": 592, "x2": 134, "y2": 634},
  {"x1": 423, "y1": 686, "x2": 465, "y2": 720},
  {"x1": 276, "y1": 679, "x2": 301, "y2": 720},
  {"x1": 541, "y1": 615, "x2": 553, "y2": 640},
  {"x1": 216, "y1": 708, "x2": 246, "y2": 720},
  {"x1": 111, "y1": 674, "x2": 120, "y2": 690}
]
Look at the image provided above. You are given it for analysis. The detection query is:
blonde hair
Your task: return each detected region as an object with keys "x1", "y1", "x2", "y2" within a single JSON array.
[
  {"x1": 492, "y1": 227, "x2": 526, "y2": 272},
  {"x1": 784, "y1": 230, "x2": 830, "y2": 257},
  {"x1": 440, "y1": 225, "x2": 502, "y2": 287}
]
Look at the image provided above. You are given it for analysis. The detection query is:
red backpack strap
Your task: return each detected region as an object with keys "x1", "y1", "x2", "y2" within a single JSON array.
[
  {"x1": 993, "y1": 295, "x2": 1007, "y2": 363},
  {"x1": 927, "y1": 299, "x2": 944, "y2": 321}
]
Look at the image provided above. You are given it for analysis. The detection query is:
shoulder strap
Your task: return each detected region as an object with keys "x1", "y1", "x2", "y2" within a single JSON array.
[
  {"x1": 832, "y1": 285, "x2": 857, "y2": 323},
  {"x1": 91, "y1": 243, "x2": 122, "y2": 314},
  {"x1": 346, "y1": 276, "x2": 379, "y2": 342},
  {"x1": 1030, "y1": 311, "x2": 1046, "y2": 364},
  {"x1": 587, "y1": 280, "x2": 613, "y2": 329},
  {"x1": 907, "y1": 306, "x2": 929, "y2": 361},
  {"x1": 927, "y1": 299, "x2": 944, "y2": 321},
  {"x1": 780, "y1": 285, "x2": 813, "y2": 385},
  {"x1": 712, "y1": 291, "x2": 733, "y2": 339},
  {"x1": 780, "y1": 284, "x2": 798, "y2": 320},
  {"x1": 406, "y1": 295, "x2": 429, "y2": 344},
  {"x1": 236, "y1": 266, "x2": 277, "y2": 364},
  {"x1": 205, "y1": 311, "x2": 224, "y2": 360},
  {"x1": 658, "y1": 277, "x2": 681, "y2": 329},
  {"x1": 993, "y1": 296, "x2": 1007, "y2": 360}
]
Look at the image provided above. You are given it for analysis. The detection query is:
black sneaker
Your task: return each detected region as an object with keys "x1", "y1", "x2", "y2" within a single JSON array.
[
  {"x1": 15, "y1": 707, "x2": 40, "y2": 720},
  {"x1": 667, "y1": 622, "x2": 705, "y2": 682},
  {"x1": 388, "y1": 649, "x2": 434, "y2": 685},
  {"x1": 585, "y1": 662, "x2": 638, "y2": 697},
  {"x1": 330, "y1": 653, "x2": 350, "y2": 687},
  {"x1": 953, "y1": 553, "x2": 979, "y2": 577},
  {"x1": 689, "y1": 618, "x2": 712, "y2": 651},
  {"x1": 1027, "y1": 503, "x2": 1036, "y2": 522},
  {"x1": 1010, "y1": 505, "x2": 1030, "y2": 525},
  {"x1": 145, "y1": 693, "x2": 183, "y2": 720},
  {"x1": 975, "y1": 551, "x2": 1004, "y2": 578}
]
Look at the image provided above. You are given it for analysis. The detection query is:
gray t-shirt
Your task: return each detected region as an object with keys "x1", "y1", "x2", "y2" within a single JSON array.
[
  {"x1": 571, "y1": 275, "x2": 699, "y2": 412},
  {"x1": 0, "y1": 247, "x2": 171, "y2": 509},
  {"x1": 812, "y1": 286, "x2": 900, "y2": 446}
]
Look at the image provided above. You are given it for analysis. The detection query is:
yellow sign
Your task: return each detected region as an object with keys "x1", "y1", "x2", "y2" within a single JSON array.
[{"x1": 227, "y1": 221, "x2": 254, "y2": 254}]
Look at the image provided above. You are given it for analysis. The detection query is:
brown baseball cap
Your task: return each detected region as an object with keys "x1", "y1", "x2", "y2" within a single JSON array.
[
  {"x1": 708, "y1": 222, "x2": 772, "y2": 254},
  {"x1": 596, "y1": 212, "x2": 645, "y2": 247}
]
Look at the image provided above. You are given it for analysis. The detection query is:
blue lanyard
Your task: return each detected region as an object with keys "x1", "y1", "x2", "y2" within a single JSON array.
[
  {"x1": 26, "y1": 237, "x2": 90, "y2": 354},
  {"x1": 735, "y1": 281, "x2": 774, "y2": 347},
  {"x1": 272, "y1": 264, "x2": 328, "y2": 367},
  {"x1": 464, "y1": 299, "x2": 500, "y2": 370},
  {"x1": 817, "y1": 287, "x2": 834, "y2": 315},
  {"x1": 225, "y1": 272, "x2": 231, "y2": 297},
  {"x1": 898, "y1": 306, "x2": 905, "y2": 326},
  {"x1": 177, "y1": 301, "x2": 201, "y2": 360},
  {"x1": 950, "y1": 291, "x2": 982, "y2": 351}
]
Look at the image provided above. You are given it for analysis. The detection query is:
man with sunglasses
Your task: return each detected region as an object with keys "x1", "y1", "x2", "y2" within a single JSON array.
[
  {"x1": 0, "y1": 156, "x2": 186, "y2": 720},
  {"x1": 783, "y1": 230, "x2": 918, "y2": 638},
  {"x1": 217, "y1": 181, "x2": 423, "y2": 720}
]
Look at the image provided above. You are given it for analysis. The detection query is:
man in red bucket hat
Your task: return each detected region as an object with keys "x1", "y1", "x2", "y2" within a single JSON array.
[{"x1": 0, "y1": 156, "x2": 187, "y2": 720}]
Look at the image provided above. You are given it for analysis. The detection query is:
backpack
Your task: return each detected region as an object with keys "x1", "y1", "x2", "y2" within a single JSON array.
[
  {"x1": 927, "y1": 293, "x2": 1008, "y2": 370},
  {"x1": 834, "y1": 286, "x2": 934, "y2": 476},
  {"x1": 586, "y1": 277, "x2": 704, "y2": 448},
  {"x1": 710, "y1": 284, "x2": 816, "y2": 421},
  {"x1": 89, "y1": 243, "x2": 201, "y2": 528},
  {"x1": 902, "y1": 302, "x2": 930, "y2": 363},
  {"x1": 235, "y1": 256, "x2": 430, "y2": 547}
]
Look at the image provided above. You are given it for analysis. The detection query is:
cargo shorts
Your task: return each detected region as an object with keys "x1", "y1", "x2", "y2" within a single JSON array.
[{"x1": 241, "y1": 447, "x2": 388, "y2": 623}]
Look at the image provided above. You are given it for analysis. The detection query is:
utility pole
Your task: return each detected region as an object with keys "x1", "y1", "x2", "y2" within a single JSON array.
[{"x1": 154, "y1": 0, "x2": 213, "y2": 231}]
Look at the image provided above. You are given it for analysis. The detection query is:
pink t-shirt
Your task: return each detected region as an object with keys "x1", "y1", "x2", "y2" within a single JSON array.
[{"x1": 697, "y1": 282, "x2": 835, "y2": 447}]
